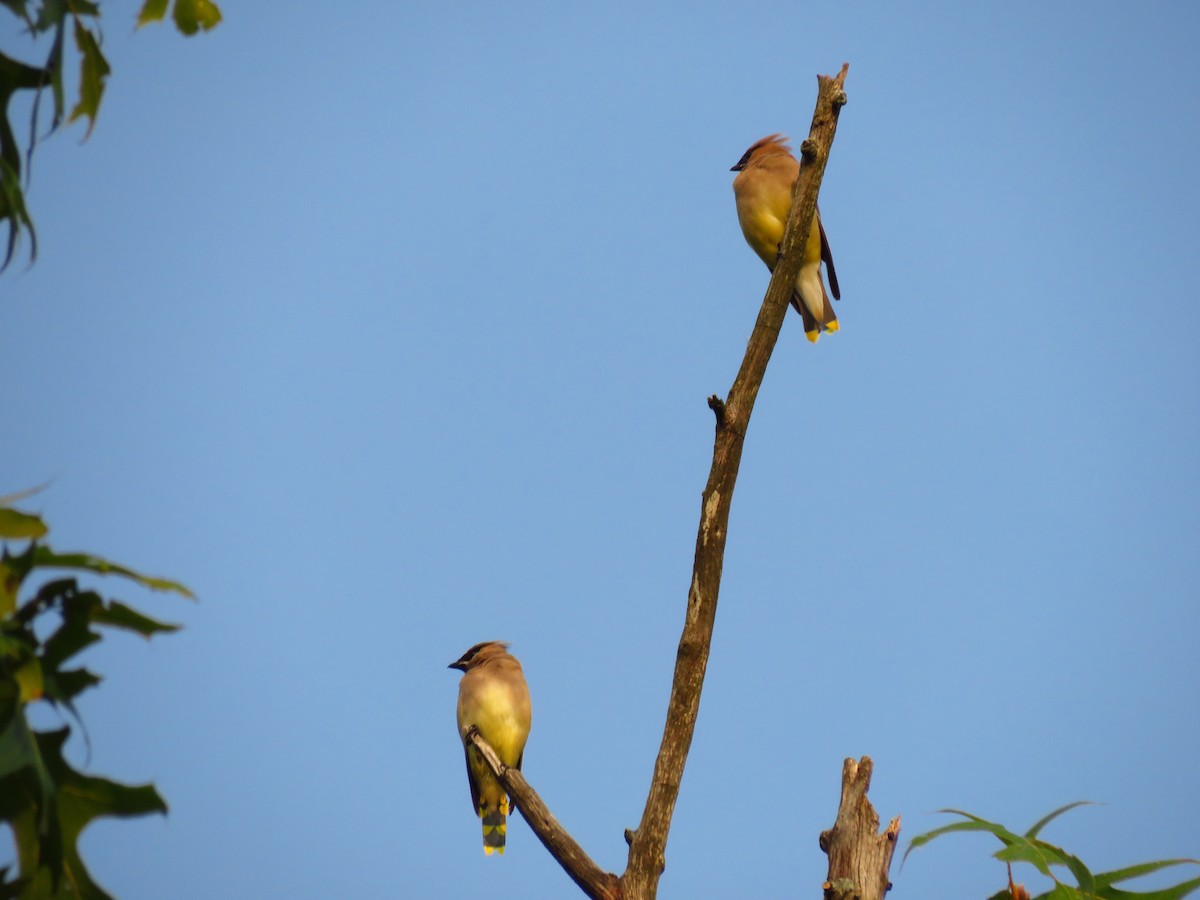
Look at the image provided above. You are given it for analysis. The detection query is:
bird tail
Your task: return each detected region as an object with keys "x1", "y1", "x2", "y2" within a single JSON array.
[
  {"x1": 792, "y1": 267, "x2": 839, "y2": 344},
  {"x1": 481, "y1": 795, "x2": 509, "y2": 855}
]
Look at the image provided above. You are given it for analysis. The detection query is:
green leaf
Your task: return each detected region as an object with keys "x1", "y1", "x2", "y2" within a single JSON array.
[
  {"x1": 1119, "y1": 875, "x2": 1200, "y2": 900},
  {"x1": 90, "y1": 600, "x2": 179, "y2": 638},
  {"x1": 0, "y1": 507, "x2": 48, "y2": 540},
  {"x1": 0, "y1": 694, "x2": 39, "y2": 781},
  {"x1": 136, "y1": 0, "x2": 168, "y2": 27},
  {"x1": 37, "y1": 585, "x2": 102, "y2": 668},
  {"x1": 14, "y1": 574, "x2": 73, "y2": 626},
  {"x1": 0, "y1": 547, "x2": 34, "y2": 619},
  {"x1": 30, "y1": 547, "x2": 195, "y2": 599},
  {"x1": 12, "y1": 657, "x2": 42, "y2": 702},
  {"x1": 42, "y1": 728, "x2": 167, "y2": 881},
  {"x1": 47, "y1": 16, "x2": 66, "y2": 131},
  {"x1": 1095, "y1": 859, "x2": 1200, "y2": 889},
  {"x1": 992, "y1": 837, "x2": 1068, "y2": 882},
  {"x1": 1037, "y1": 886, "x2": 1084, "y2": 899},
  {"x1": 905, "y1": 810, "x2": 1029, "y2": 867},
  {"x1": 42, "y1": 667, "x2": 101, "y2": 705},
  {"x1": 0, "y1": 46, "x2": 52, "y2": 270},
  {"x1": 0, "y1": 627, "x2": 37, "y2": 658},
  {"x1": 909, "y1": 805, "x2": 1200, "y2": 900},
  {"x1": 1027, "y1": 802, "x2": 1096, "y2": 839},
  {"x1": 32, "y1": 0, "x2": 66, "y2": 33},
  {"x1": 41, "y1": 612, "x2": 101, "y2": 669},
  {"x1": 172, "y1": 0, "x2": 222, "y2": 35},
  {"x1": 66, "y1": 18, "x2": 110, "y2": 139},
  {"x1": 22, "y1": 578, "x2": 173, "y2": 701},
  {"x1": 1085, "y1": 858, "x2": 1200, "y2": 900},
  {"x1": 0, "y1": 156, "x2": 35, "y2": 269},
  {"x1": 0, "y1": 724, "x2": 56, "y2": 879},
  {"x1": 995, "y1": 838, "x2": 1095, "y2": 894},
  {"x1": 1, "y1": 728, "x2": 166, "y2": 898}
]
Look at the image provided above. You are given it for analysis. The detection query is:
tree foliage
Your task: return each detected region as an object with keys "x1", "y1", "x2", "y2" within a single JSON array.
[
  {"x1": 0, "y1": 0, "x2": 221, "y2": 269},
  {"x1": 0, "y1": 496, "x2": 192, "y2": 898},
  {"x1": 905, "y1": 803, "x2": 1200, "y2": 900}
]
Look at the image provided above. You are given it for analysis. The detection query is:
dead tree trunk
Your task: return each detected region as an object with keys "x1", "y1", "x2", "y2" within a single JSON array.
[{"x1": 820, "y1": 757, "x2": 901, "y2": 900}]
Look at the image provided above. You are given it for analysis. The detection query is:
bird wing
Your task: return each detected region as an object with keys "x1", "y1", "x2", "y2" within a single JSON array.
[
  {"x1": 462, "y1": 744, "x2": 482, "y2": 814},
  {"x1": 818, "y1": 213, "x2": 840, "y2": 301}
]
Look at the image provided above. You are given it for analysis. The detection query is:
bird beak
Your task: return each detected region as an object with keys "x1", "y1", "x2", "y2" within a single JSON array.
[
  {"x1": 730, "y1": 162, "x2": 743, "y2": 172},
  {"x1": 448, "y1": 660, "x2": 465, "y2": 671}
]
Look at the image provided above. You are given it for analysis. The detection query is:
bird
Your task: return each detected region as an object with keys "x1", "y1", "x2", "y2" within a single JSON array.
[
  {"x1": 730, "y1": 134, "x2": 841, "y2": 342},
  {"x1": 449, "y1": 641, "x2": 532, "y2": 856}
]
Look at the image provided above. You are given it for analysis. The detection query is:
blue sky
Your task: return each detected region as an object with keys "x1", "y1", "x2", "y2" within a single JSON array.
[{"x1": 3, "y1": 2, "x2": 1199, "y2": 897}]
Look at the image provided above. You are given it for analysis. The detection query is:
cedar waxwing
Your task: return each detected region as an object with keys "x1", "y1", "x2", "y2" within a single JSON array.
[
  {"x1": 449, "y1": 641, "x2": 532, "y2": 856},
  {"x1": 730, "y1": 134, "x2": 841, "y2": 342}
]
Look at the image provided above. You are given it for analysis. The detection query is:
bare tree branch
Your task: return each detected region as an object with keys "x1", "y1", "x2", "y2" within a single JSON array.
[
  {"x1": 620, "y1": 63, "x2": 851, "y2": 900},
  {"x1": 819, "y1": 757, "x2": 901, "y2": 900},
  {"x1": 466, "y1": 730, "x2": 622, "y2": 900},
  {"x1": 459, "y1": 64, "x2": 852, "y2": 900}
]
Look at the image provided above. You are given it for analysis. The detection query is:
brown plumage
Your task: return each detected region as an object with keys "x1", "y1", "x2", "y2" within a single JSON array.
[
  {"x1": 730, "y1": 134, "x2": 841, "y2": 342},
  {"x1": 449, "y1": 641, "x2": 532, "y2": 856}
]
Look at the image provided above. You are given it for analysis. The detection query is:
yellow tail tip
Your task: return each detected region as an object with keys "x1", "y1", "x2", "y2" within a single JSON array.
[
  {"x1": 805, "y1": 329, "x2": 821, "y2": 343},
  {"x1": 826, "y1": 320, "x2": 840, "y2": 333},
  {"x1": 481, "y1": 805, "x2": 507, "y2": 854}
]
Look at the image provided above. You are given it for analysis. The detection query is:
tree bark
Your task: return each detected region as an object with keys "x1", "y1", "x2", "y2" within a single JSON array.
[{"x1": 819, "y1": 757, "x2": 901, "y2": 900}]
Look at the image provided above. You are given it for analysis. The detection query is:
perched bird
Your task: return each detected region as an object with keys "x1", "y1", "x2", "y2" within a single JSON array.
[
  {"x1": 449, "y1": 641, "x2": 532, "y2": 856},
  {"x1": 730, "y1": 134, "x2": 841, "y2": 342}
]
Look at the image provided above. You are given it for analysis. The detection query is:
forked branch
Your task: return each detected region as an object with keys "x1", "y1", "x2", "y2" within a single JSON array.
[
  {"x1": 620, "y1": 63, "x2": 850, "y2": 900},
  {"x1": 464, "y1": 64, "x2": 851, "y2": 900}
]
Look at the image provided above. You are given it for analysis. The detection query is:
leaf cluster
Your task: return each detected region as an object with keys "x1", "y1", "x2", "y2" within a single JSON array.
[
  {"x1": 0, "y1": 0, "x2": 221, "y2": 269},
  {"x1": 904, "y1": 803, "x2": 1200, "y2": 900},
  {"x1": 0, "y1": 496, "x2": 192, "y2": 899}
]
